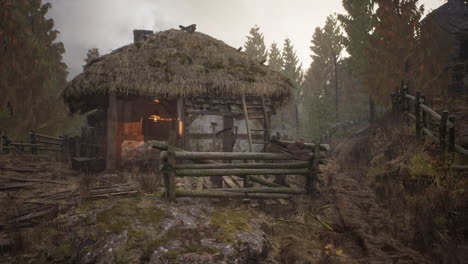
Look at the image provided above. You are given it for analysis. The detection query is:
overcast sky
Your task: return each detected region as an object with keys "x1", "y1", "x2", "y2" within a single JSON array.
[{"x1": 45, "y1": 0, "x2": 446, "y2": 80}]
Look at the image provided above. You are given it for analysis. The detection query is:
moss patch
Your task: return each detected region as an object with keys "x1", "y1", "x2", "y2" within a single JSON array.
[
  {"x1": 210, "y1": 211, "x2": 253, "y2": 243},
  {"x1": 409, "y1": 152, "x2": 437, "y2": 177},
  {"x1": 97, "y1": 198, "x2": 167, "y2": 234},
  {"x1": 368, "y1": 153, "x2": 387, "y2": 179}
]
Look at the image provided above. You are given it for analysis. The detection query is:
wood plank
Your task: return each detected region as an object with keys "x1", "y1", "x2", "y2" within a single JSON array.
[
  {"x1": 185, "y1": 110, "x2": 240, "y2": 116},
  {"x1": 0, "y1": 183, "x2": 34, "y2": 191},
  {"x1": 249, "y1": 176, "x2": 284, "y2": 187},
  {"x1": 0, "y1": 176, "x2": 69, "y2": 185},
  {"x1": 165, "y1": 151, "x2": 321, "y2": 160},
  {"x1": 25, "y1": 199, "x2": 75, "y2": 206},
  {"x1": 176, "y1": 168, "x2": 310, "y2": 177},
  {"x1": 276, "y1": 140, "x2": 330, "y2": 152},
  {"x1": 206, "y1": 187, "x2": 306, "y2": 194},
  {"x1": 175, "y1": 189, "x2": 296, "y2": 199},
  {"x1": 28, "y1": 132, "x2": 63, "y2": 141},
  {"x1": 242, "y1": 95, "x2": 253, "y2": 152},
  {"x1": 0, "y1": 166, "x2": 46, "y2": 173},
  {"x1": 175, "y1": 162, "x2": 309, "y2": 170}
]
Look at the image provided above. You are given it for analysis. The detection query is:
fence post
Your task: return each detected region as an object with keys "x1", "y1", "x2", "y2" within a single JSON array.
[
  {"x1": 307, "y1": 142, "x2": 321, "y2": 195},
  {"x1": 62, "y1": 136, "x2": 70, "y2": 163},
  {"x1": 399, "y1": 81, "x2": 405, "y2": 111},
  {"x1": 166, "y1": 124, "x2": 176, "y2": 201},
  {"x1": 440, "y1": 110, "x2": 448, "y2": 150},
  {"x1": 74, "y1": 136, "x2": 81, "y2": 158},
  {"x1": 30, "y1": 131, "x2": 38, "y2": 155},
  {"x1": 448, "y1": 116, "x2": 456, "y2": 152},
  {"x1": 421, "y1": 95, "x2": 428, "y2": 129},
  {"x1": 0, "y1": 130, "x2": 3, "y2": 154},
  {"x1": 415, "y1": 91, "x2": 421, "y2": 137}
]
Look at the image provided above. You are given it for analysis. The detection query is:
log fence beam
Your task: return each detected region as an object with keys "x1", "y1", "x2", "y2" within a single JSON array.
[{"x1": 415, "y1": 91, "x2": 421, "y2": 137}]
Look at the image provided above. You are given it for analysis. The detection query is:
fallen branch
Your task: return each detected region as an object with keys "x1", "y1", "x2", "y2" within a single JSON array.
[
  {"x1": 0, "y1": 167, "x2": 46, "y2": 173},
  {"x1": 0, "y1": 183, "x2": 34, "y2": 191},
  {"x1": 306, "y1": 211, "x2": 334, "y2": 231},
  {"x1": 0, "y1": 176, "x2": 69, "y2": 185}
]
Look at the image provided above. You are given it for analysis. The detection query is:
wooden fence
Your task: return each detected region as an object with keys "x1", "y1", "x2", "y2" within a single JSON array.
[
  {"x1": 391, "y1": 85, "x2": 468, "y2": 170},
  {"x1": 159, "y1": 134, "x2": 329, "y2": 201},
  {"x1": 0, "y1": 130, "x2": 87, "y2": 162},
  {"x1": 320, "y1": 117, "x2": 368, "y2": 143}
]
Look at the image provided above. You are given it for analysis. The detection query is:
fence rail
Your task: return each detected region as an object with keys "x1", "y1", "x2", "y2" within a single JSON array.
[
  {"x1": 160, "y1": 132, "x2": 326, "y2": 201},
  {"x1": 0, "y1": 130, "x2": 89, "y2": 162},
  {"x1": 391, "y1": 84, "x2": 468, "y2": 171}
]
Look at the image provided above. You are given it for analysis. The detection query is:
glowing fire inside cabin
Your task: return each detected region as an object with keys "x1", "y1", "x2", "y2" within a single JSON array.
[
  {"x1": 148, "y1": 115, "x2": 175, "y2": 122},
  {"x1": 153, "y1": 99, "x2": 160, "y2": 103}
]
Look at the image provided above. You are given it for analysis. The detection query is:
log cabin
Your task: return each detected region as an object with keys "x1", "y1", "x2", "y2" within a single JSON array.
[{"x1": 63, "y1": 29, "x2": 293, "y2": 171}]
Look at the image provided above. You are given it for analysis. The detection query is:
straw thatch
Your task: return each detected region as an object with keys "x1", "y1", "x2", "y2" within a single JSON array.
[{"x1": 64, "y1": 29, "x2": 293, "y2": 111}]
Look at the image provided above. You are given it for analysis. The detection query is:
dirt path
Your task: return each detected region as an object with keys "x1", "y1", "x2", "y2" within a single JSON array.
[{"x1": 319, "y1": 136, "x2": 433, "y2": 264}]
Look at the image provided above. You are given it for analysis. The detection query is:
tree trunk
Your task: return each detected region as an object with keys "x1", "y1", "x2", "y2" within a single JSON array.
[{"x1": 333, "y1": 52, "x2": 339, "y2": 122}]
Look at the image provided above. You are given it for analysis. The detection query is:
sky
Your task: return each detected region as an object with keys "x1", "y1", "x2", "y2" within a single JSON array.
[{"x1": 45, "y1": 0, "x2": 447, "y2": 80}]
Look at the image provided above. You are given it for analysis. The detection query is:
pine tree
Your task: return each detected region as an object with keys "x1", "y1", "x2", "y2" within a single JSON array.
[
  {"x1": 367, "y1": 0, "x2": 423, "y2": 105},
  {"x1": 84, "y1": 48, "x2": 100, "y2": 67},
  {"x1": 0, "y1": 0, "x2": 79, "y2": 137},
  {"x1": 268, "y1": 42, "x2": 283, "y2": 71},
  {"x1": 307, "y1": 15, "x2": 343, "y2": 121},
  {"x1": 303, "y1": 15, "x2": 344, "y2": 137},
  {"x1": 282, "y1": 38, "x2": 303, "y2": 88},
  {"x1": 281, "y1": 38, "x2": 303, "y2": 132},
  {"x1": 338, "y1": 0, "x2": 377, "y2": 121},
  {"x1": 244, "y1": 25, "x2": 268, "y2": 62}
]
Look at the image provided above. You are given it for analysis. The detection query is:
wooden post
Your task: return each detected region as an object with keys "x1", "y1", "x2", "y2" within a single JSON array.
[
  {"x1": 30, "y1": 131, "x2": 37, "y2": 155},
  {"x1": 402, "y1": 84, "x2": 409, "y2": 112},
  {"x1": 448, "y1": 116, "x2": 455, "y2": 152},
  {"x1": 415, "y1": 91, "x2": 421, "y2": 137},
  {"x1": 74, "y1": 136, "x2": 81, "y2": 158},
  {"x1": 261, "y1": 97, "x2": 271, "y2": 152},
  {"x1": 211, "y1": 122, "x2": 217, "y2": 152},
  {"x1": 391, "y1": 93, "x2": 396, "y2": 112},
  {"x1": 242, "y1": 95, "x2": 253, "y2": 152},
  {"x1": 0, "y1": 130, "x2": 3, "y2": 154},
  {"x1": 167, "y1": 122, "x2": 176, "y2": 201},
  {"x1": 222, "y1": 116, "x2": 234, "y2": 187},
  {"x1": 210, "y1": 122, "x2": 222, "y2": 188},
  {"x1": 440, "y1": 110, "x2": 448, "y2": 150},
  {"x1": 222, "y1": 116, "x2": 234, "y2": 152},
  {"x1": 307, "y1": 142, "x2": 321, "y2": 195},
  {"x1": 62, "y1": 136, "x2": 70, "y2": 163},
  {"x1": 106, "y1": 91, "x2": 117, "y2": 171},
  {"x1": 398, "y1": 80, "x2": 404, "y2": 111},
  {"x1": 3, "y1": 133, "x2": 9, "y2": 154},
  {"x1": 184, "y1": 111, "x2": 192, "y2": 151},
  {"x1": 421, "y1": 95, "x2": 428, "y2": 129}
]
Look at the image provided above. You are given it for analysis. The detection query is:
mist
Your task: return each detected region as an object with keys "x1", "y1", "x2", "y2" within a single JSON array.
[{"x1": 45, "y1": 0, "x2": 446, "y2": 80}]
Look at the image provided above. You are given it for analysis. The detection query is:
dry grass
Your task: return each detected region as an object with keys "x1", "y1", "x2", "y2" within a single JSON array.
[{"x1": 64, "y1": 29, "x2": 292, "y2": 112}]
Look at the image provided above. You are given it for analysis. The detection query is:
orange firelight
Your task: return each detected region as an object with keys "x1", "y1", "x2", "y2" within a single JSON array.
[
  {"x1": 148, "y1": 115, "x2": 175, "y2": 122},
  {"x1": 153, "y1": 99, "x2": 160, "y2": 103},
  {"x1": 178, "y1": 121, "x2": 183, "y2": 136}
]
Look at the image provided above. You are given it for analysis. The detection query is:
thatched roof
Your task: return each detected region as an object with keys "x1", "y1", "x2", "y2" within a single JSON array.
[{"x1": 64, "y1": 29, "x2": 293, "y2": 112}]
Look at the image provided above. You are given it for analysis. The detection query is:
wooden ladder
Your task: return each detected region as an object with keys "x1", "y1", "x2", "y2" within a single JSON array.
[{"x1": 241, "y1": 95, "x2": 271, "y2": 152}]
